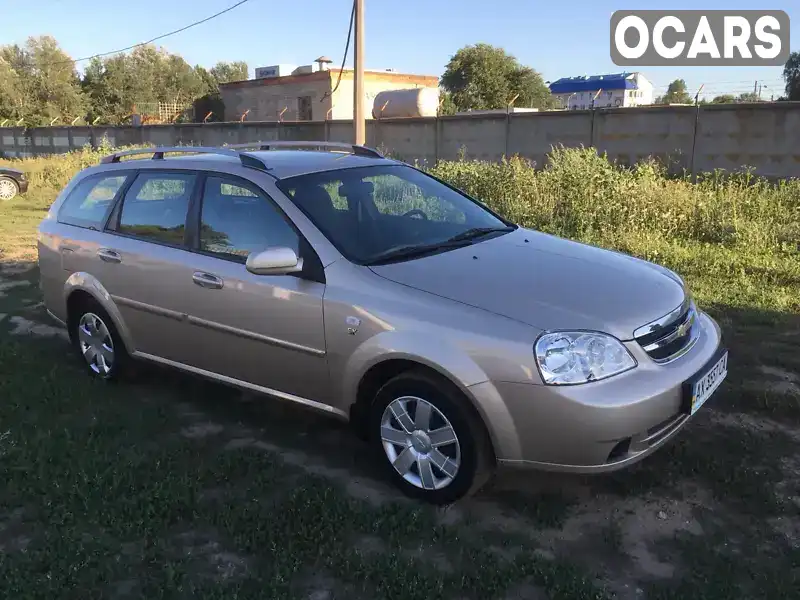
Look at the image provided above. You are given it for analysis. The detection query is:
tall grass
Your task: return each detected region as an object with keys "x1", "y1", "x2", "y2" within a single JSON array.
[{"x1": 429, "y1": 147, "x2": 800, "y2": 254}]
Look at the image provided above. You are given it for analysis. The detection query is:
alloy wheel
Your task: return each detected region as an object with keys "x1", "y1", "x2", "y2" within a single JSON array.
[{"x1": 380, "y1": 395, "x2": 461, "y2": 490}]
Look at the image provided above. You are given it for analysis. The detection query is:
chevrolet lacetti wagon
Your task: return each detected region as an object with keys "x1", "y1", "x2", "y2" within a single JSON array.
[{"x1": 37, "y1": 142, "x2": 728, "y2": 504}]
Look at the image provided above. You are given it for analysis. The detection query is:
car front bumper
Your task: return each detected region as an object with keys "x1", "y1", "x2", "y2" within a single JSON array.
[
  {"x1": 473, "y1": 310, "x2": 724, "y2": 472},
  {"x1": 17, "y1": 179, "x2": 28, "y2": 194}
]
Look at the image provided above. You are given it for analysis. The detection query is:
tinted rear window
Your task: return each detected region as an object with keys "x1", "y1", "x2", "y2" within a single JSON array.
[
  {"x1": 57, "y1": 174, "x2": 128, "y2": 229},
  {"x1": 116, "y1": 172, "x2": 196, "y2": 246}
]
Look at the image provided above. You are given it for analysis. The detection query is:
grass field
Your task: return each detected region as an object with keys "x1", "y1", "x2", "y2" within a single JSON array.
[{"x1": 0, "y1": 147, "x2": 799, "y2": 599}]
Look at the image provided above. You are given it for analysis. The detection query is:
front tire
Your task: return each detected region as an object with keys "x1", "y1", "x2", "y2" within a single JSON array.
[
  {"x1": 0, "y1": 176, "x2": 19, "y2": 201},
  {"x1": 369, "y1": 369, "x2": 494, "y2": 505},
  {"x1": 69, "y1": 299, "x2": 127, "y2": 381}
]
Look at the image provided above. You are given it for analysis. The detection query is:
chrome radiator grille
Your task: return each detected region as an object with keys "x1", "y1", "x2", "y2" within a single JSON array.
[{"x1": 634, "y1": 299, "x2": 699, "y2": 363}]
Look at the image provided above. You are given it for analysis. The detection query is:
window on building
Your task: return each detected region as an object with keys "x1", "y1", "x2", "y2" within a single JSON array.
[{"x1": 297, "y1": 96, "x2": 313, "y2": 121}]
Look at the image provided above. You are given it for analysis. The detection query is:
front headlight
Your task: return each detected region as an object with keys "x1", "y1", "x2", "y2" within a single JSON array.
[{"x1": 534, "y1": 331, "x2": 637, "y2": 385}]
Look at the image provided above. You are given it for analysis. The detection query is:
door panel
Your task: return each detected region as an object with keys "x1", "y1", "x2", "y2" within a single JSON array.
[
  {"x1": 177, "y1": 174, "x2": 329, "y2": 404},
  {"x1": 178, "y1": 252, "x2": 328, "y2": 403},
  {"x1": 97, "y1": 235, "x2": 201, "y2": 359},
  {"x1": 98, "y1": 170, "x2": 199, "y2": 359}
]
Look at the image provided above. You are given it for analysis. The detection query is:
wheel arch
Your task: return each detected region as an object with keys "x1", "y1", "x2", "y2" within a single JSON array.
[
  {"x1": 63, "y1": 272, "x2": 134, "y2": 353},
  {"x1": 345, "y1": 335, "x2": 514, "y2": 461}
]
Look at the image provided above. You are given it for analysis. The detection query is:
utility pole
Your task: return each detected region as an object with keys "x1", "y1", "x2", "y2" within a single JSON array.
[{"x1": 353, "y1": 0, "x2": 365, "y2": 145}]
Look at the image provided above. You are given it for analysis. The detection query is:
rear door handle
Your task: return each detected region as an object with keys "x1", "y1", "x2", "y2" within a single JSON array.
[
  {"x1": 97, "y1": 248, "x2": 121, "y2": 263},
  {"x1": 192, "y1": 271, "x2": 224, "y2": 290}
]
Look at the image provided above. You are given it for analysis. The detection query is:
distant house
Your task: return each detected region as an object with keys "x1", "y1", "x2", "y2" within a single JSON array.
[
  {"x1": 549, "y1": 73, "x2": 654, "y2": 110},
  {"x1": 219, "y1": 57, "x2": 438, "y2": 122}
]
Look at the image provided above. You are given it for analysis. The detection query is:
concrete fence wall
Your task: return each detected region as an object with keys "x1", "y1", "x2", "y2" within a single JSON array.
[{"x1": 3, "y1": 102, "x2": 800, "y2": 179}]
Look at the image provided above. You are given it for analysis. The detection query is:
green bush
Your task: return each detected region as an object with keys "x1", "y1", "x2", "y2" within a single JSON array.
[{"x1": 428, "y1": 147, "x2": 800, "y2": 255}]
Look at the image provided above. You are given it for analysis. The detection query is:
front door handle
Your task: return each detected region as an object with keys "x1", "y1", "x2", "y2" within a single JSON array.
[
  {"x1": 192, "y1": 271, "x2": 224, "y2": 290},
  {"x1": 97, "y1": 248, "x2": 121, "y2": 263}
]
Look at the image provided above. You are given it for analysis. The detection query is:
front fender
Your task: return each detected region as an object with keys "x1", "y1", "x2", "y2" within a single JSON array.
[
  {"x1": 63, "y1": 272, "x2": 134, "y2": 353},
  {"x1": 341, "y1": 330, "x2": 522, "y2": 461}
]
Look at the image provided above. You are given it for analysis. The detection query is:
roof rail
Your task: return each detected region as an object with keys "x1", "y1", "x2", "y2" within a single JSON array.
[
  {"x1": 224, "y1": 140, "x2": 383, "y2": 158},
  {"x1": 99, "y1": 146, "x2": 269, "y2": 170}
]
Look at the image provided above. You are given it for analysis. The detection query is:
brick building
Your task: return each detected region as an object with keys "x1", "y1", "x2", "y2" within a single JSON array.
[{"x1": 219, "y1": 64, "x2": 439, "y2": 122}]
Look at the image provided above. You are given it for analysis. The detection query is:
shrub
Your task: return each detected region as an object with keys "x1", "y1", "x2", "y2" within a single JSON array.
[{"x1": 428, "y1": 147, "x2": 800, "y2": 255}]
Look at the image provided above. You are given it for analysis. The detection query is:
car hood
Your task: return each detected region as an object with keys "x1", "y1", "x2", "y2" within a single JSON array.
[{"x1": 369, "y1": 228, "x2": 685, "y2": 340}]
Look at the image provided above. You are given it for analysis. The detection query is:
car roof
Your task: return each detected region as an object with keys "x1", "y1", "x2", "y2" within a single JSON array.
[{"x1": 168, "y1": 149, "x2": 398, "y2": 180}]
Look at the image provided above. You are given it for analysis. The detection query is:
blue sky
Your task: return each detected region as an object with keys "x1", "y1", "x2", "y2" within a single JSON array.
[{"x1": 3, "y1": 0, "x2": 797, "y2": 100}]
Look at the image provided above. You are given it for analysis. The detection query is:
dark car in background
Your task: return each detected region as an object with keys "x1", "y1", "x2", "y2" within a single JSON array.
[{"x1": 0, "y1": 167, "x2": 28, "y2": 200}]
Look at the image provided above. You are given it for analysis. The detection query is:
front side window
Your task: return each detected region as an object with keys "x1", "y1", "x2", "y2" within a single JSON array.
[
  {"x1": 117, "y1": 172, "x2": 195, "y2": 245},
  {"x1": 58, "y1": 174, "x2": 128, "y2": 229},
  {"x1": 278, "y1": 164, "x2": 512, "y2": 265},
  {"x1": 199, "y1": 176, "x2": 299, "y2": 261}
]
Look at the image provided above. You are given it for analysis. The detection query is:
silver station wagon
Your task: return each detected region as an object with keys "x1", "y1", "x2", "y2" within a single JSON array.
[{"x1": 38, "y1": 142, "x2": 728, "y2": 504}]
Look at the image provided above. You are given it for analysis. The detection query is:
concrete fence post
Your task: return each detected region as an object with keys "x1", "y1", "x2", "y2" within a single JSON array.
[
  {"x1": 434, "y1": 117, "x2": 440, "y2": 164},
  {"x1": 11, "y1": 128, "x2": 20, "y2": 157},
  {"x1": 690, "y1": 105, "x2": 701, "y2": 183},
  {"x1": 504, "y1": 112, "x2": 511, "y2": 158}
]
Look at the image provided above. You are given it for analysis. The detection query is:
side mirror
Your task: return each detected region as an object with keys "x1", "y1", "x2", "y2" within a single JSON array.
[{"x1": 245, "y1": 246, "x2": 304, "y2": 276}]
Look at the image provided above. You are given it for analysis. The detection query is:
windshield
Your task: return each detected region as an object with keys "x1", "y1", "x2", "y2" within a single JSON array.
[{"x1": 277, "y1": 164, "x2": 514, "y2": 264}]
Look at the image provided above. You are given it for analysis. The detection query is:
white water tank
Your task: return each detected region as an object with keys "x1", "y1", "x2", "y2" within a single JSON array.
[{"x1": 372, "y1": 88, "x2": 439, "y2": 118}]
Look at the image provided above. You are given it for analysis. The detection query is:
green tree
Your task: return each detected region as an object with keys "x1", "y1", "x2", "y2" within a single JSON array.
[
  {"x1": 657, "y1": 79, "x2": 693, "y2": 104},
  {"x1": 783, "y1": 51, "x2": 800, "y2": 101},
  {"x1": 440, "y1": 44, "x2": 553, "y2": 111},
  {"x1": 83, "y1": 45, "x2": 208, "y2": 124},
  {"x1": 712, "y1": 94, "x2": 736, "y2": 104},
  {"x1": 193, "y1": 61, "x2": 249, "y2": 122},
  {"x1": 0, "y1": 36, "x2": 85, "y2": 126},
  {"x1": 736, "y1": 92, "x2": 760, "y2": 103},
  {"x1": 0, "y1": 57, "x2": 25, "y2": 122},
  {"x1": 209, "y1": 61, "x2": 248, "y2": 85},
  {"x1": 438, "y1": 90, "x2": 457, "y2": 116}
]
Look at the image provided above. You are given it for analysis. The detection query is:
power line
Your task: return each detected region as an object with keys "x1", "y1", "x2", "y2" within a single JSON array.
[
  {"x1": 322, "y1": 0, "x2": 356, "y2": 103},
  {"x1": 42, "y1": 0, "x2": 253, "y2": 67}
]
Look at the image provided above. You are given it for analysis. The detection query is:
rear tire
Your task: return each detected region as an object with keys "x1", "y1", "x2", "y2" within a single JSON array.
[
  {"x1": 0, "y1": 176, "x2": 19, "y2": 201},
  {"x1": 68, "y1": 298, "x2": 128, "y2": 381},
  {"x1": 369, "y1": 369, "x2": 494, "y2": 505}
]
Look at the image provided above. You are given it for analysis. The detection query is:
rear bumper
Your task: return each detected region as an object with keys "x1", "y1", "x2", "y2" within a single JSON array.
[
  {"x1": 481, "y1": 311, "x2": 724, "y2": 471},
  {"x1": 17, "y1": 179, "x2": 28, "y2": 194}
]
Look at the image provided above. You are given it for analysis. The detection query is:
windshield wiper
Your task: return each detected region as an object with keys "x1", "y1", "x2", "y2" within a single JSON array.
[
  {"x1": 365, "y1": 239, "x2": 474, "y2": 266},
  {"x1": 365, "y1": 226, "x2": 516, "y2": 266},
  {"x1": 445, "y1": 226, "x2": 515, "y2": 243}
]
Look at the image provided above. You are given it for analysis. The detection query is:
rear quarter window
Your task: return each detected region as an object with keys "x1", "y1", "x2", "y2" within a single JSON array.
[{"x1": 57, "y1": 173, "x2": 128, "y2": 229}]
